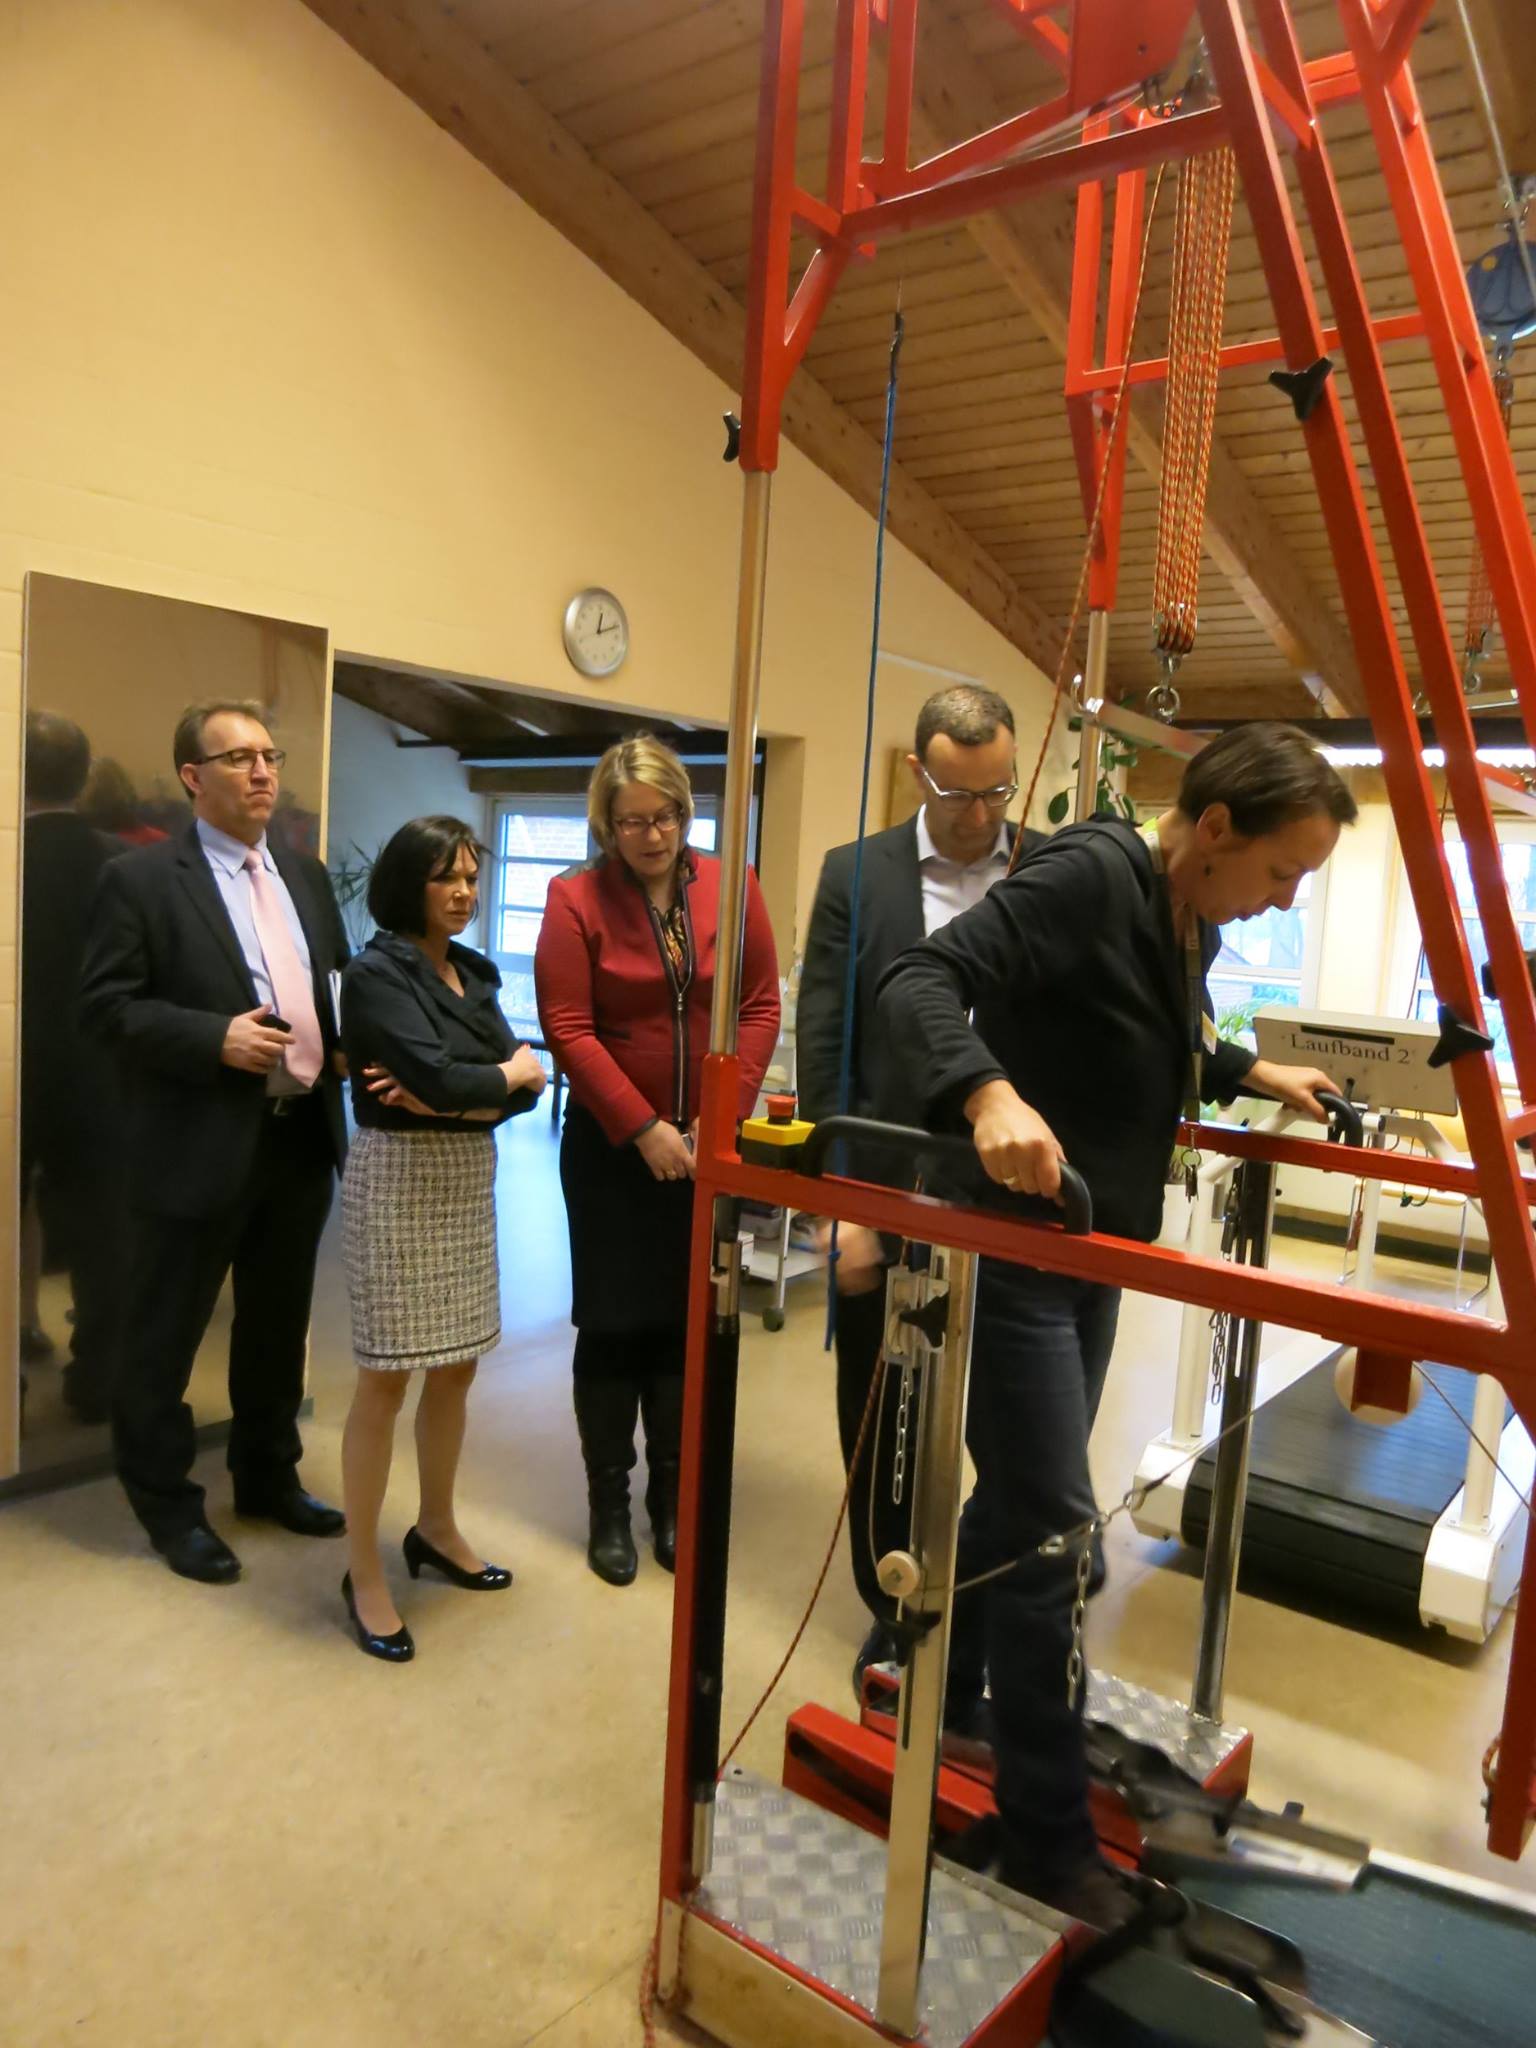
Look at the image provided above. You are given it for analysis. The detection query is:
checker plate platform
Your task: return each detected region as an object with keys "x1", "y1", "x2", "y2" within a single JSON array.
[
  {"x1": 694, "y1": 1766, "x2": 1057, "y2": 2045},
  {"x1": 1086, "y1": 1670, "x2": 1248, "y2": 1782}
]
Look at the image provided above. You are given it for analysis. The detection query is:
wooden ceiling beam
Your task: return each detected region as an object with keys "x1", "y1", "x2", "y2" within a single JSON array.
[
  {"x1": 302, "y1": 0, "x2": 1064, "y2": 681},
  {"x1": 909, "y1": 6, "x2": 1365, "y2": 714},
  {"x1": 1456, "y1": 0, "x2": 1536, "y2": 177}
]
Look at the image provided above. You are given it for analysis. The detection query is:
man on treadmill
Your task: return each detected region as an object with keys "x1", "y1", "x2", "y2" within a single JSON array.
[{"x1": 877, "y1": 723, "x2": 1353, "y2": 1923}]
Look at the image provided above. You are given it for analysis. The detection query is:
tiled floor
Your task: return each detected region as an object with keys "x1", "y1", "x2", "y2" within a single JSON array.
[{"x1": 2, "y1": 1112, "x2": 1530, "y2": 2047}]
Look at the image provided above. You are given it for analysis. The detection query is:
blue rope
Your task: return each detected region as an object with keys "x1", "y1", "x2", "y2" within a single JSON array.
[{"x1": 825, "y1": 307, "x2": 904, "y2": 1349}]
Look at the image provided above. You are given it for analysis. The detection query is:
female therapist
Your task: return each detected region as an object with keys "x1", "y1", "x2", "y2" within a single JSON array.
[{"x1": 877, "y1": 722, "x2": 1356, "y2": 1927}]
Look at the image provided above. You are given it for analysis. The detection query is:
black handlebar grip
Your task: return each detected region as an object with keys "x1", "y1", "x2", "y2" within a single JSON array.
[
  {"x1": 1314, "y1": 1088, "x2": 1364, "y2": 1148},
  {"x1": 798, "y1": 1115, "x2": 1093, "y2": 1236}
]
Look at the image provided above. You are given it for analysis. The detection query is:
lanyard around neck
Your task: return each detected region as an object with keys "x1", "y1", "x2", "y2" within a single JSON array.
[{"x1": 1140, "y1": 819, "x2": 1207, "y2": 1124}]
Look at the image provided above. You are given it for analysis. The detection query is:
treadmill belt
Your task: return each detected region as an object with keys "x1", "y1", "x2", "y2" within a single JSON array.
[
  {"x1": 1180, "y1": 1863, "x2": 1536, "y2": 2048},
  {"x1": 1182, "y1": 1362, "x2": 1506, "y2": 1613}
]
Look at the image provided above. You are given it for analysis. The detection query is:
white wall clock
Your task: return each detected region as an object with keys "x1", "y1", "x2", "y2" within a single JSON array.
[{"x1": 562, "y1": 587, "x2": 629, "y2": 678}]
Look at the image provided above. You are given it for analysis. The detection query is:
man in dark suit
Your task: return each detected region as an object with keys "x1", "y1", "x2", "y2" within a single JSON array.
[
  {"x1": 796, "y1": 684, "x2": 1041, "y2": 1684},
  {"x1": 20, "y1": 711, "x2": 125, "y2": 1423},
  {"x1": 81, "y1": 700, "x2": 350, "y2": 1583}
]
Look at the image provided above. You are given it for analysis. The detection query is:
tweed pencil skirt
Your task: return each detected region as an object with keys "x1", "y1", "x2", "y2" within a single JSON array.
[{"x1": 342, "y1": 1127, "x2": 500, "y2": 1371}]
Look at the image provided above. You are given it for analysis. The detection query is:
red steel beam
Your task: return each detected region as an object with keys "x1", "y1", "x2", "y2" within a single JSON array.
[
  {"x1": 839, "y1": 104, "x2": 1227, "y2": 241},
  {"x1": 1376, "y1": 0, "x2": 1437, "y2": 79},
  {"x1": 1185, "y1": 1119, "x2": 1536, "y2": 1203},
  {"x1": 1336, "y1": 0, "x2": 1536, "y2": 744},
  {"x1": 1064, "y1": 310, "x2": 1425, "y2": 393},
  {"x1": 738, "y1": 0, "x2": 805, "y2": 474},
  {"x1": 1197, "y1": 0, "x2": 1536, "y2": 1365},
  {"x1": 1249, "y1": 0, "x2": 1536, "y2": 1111}
]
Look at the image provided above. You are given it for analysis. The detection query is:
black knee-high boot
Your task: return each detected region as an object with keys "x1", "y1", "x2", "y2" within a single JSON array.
[
  {"x1": 640, "y1": 1369, "x2": 684, "y2": 1572},
  {"x1": 572, "y1": 1369, "x2": 640, "y2": 1586}
]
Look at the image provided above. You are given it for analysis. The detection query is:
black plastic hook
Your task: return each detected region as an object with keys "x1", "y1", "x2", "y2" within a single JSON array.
[
  {"x1": 722, "y1": 411, "x2": 742, "y2": 463},
  {"x1": 1428, "y1": 1002, "x2": 1496, "y2": 1069},
  {"x1": 1268, "y1": 356, "x2": 1334, "y2": 422}
]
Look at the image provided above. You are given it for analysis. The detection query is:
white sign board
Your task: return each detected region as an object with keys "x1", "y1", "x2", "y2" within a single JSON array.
[{"x1": 1252, "y1": 1006, "x2": 1459, "y2": 1116}]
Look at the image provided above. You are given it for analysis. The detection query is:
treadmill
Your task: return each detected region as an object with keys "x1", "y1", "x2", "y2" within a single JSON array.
[{"x1": 1134, "y1": 1007, "x2": 1533, "y2": 1638}]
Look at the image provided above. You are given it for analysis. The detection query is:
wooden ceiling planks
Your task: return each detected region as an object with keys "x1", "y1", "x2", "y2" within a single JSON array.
[{"x1": 313, "y1": 0, "x2": 1535, "y2": 715}]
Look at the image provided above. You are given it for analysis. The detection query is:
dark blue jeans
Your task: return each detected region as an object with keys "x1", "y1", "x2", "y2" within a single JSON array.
[{"x1": 945, "y1": 1258, "x2": 1120, "y2": 1882}]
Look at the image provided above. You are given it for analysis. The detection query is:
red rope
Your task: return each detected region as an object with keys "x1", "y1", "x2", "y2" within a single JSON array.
[{"x1": 1152, "y1": 146, "x2": 1237, "y2": 665}]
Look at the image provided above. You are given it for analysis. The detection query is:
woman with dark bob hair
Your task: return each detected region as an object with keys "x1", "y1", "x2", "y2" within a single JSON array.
[
  {"x1": 878, "y1": 721, "x2": 1357, "y2": 1926},
  {"x1": 336, "y1": 815, "x2": 547, "y2": 1662}
]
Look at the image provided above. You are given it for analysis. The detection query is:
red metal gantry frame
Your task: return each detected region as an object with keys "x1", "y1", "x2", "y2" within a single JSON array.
[{"x1": 662, "y1": 11, "x2": 1536, "y2": 1992}]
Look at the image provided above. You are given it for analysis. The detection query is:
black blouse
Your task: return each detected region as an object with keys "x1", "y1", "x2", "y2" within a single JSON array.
[{"x1": 340, "y1": 931, "x2": 536, "y2": 1133}]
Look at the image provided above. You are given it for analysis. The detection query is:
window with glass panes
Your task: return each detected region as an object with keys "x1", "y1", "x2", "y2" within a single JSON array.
[
  {"x1": 1206, "y1": 870, "x2": 1323, "y2": 1044},
  {"x1": 1405, "y1": 830, "x2": 1536, "y2": 1083},
  {"x1": 484, "y1": 795, "x2": 725, "y2": 1049},
  {"x1": 486, "y1": 800, "x2": 591, "y2": 1045}
]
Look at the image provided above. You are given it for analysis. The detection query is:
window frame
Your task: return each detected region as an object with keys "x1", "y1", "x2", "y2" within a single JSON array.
[
  {"x1": 1205, "y1": 860, "x2": 1330, "y2": 1037},
  {"x1": 1391, "y1": 818, "x2": 1536, "y2": 1086}
]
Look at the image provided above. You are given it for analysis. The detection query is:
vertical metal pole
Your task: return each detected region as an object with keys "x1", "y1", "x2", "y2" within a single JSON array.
[
  {"x1": 1353, "y1": 1117, "x2": 1387, "y2": 1294},
  {"x1": 1073, "y1": 609, "x2": 1110, "y2": 823},
  {"x1": 711, "y1": 470, "x2": 773, "y2": 1053},
  {"x1": 1192, "y1": 1158, "x2": 1276, "y2": 1722},
  {"x1": 877, "y1": 1248, "x2": 977, "y2": 2037},
  {"x1": 1172, "y1": 1164, "x2": 1225, "y2": 1443}
]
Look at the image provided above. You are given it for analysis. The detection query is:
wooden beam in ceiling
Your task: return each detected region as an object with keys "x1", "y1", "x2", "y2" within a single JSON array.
[
  {"x1": 301, "y1": 0, "x2": 1064, "y2": 681},
  {"x1": 1456, "y1": 0, "x2": 1536, "y2": 176},
  {"x1": 335, "y1": 660, "x2": 531, "y2": 747},
  {"x1": 909, "y1": 5, "x2": 1366, "y2": 714}
]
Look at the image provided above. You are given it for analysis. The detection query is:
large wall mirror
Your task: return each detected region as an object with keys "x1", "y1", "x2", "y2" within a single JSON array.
[{"x1": 9, "y1": 574, "x2": 329, "y2": 1486}]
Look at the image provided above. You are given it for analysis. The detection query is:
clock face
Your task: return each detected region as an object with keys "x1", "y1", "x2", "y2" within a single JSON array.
[{"x1": 562, "y1": 588, "x2": 628, "y2": 678}]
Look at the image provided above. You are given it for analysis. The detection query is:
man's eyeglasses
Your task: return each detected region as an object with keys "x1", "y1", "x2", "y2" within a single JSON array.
[
  {"x1": 198, "y1": 748, "x2": 287, "y2": 773},
  {"x1": 917, "y1": 763, "x2": 1018, "y2": 814},
  {"x1": 614, "y1": 804, "x2": 684, "y2": 838}
]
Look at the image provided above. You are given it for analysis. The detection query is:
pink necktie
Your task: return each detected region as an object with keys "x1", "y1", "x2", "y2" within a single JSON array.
[{"x1": 242, "y1": 849, "x2": 324, "y2": 1089}]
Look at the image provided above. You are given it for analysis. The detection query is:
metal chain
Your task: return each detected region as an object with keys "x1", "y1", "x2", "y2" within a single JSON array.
[
  {"x1": 891, "y1": 1358, "x2": 914, "y2": 1506},
  {"x1": 1065, "y1": 1527, "x2": 1100, "y2": 1709}
]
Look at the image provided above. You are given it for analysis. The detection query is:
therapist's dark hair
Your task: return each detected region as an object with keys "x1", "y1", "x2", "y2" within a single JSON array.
[
  {"x1": 369, "y1": 815, "x2": 487, "y2": 935},
  {"x1": 1177, "y1": 722, "x2": 1357, "y2": 839}
]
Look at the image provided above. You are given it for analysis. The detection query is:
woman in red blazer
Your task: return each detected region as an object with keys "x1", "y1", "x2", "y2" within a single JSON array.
[{"x1": 535, "y1": 737, "x2": 780, "y2": 1587}]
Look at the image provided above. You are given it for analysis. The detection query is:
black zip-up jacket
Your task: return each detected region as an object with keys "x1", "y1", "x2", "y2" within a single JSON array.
[{"x1": 875, "y1": 819, "x2": 1256, "y2": 1243}]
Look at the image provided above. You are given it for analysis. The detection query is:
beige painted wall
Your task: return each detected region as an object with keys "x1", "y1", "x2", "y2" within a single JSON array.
[
  {"x1": 0, "y1": 0, "x2": 1071, "y2": 1467},
  {"x1": 0, "y1": 0, "x2": 1062, "y2": 955}
]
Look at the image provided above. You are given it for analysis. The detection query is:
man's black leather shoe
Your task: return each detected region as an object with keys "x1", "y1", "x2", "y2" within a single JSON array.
[
  {"x1": 852, "y1": 1620, "x2": 900, "y2": 1698},
  {"x1": 236, "y1": 1487, "x2": 346, "y2": 1537},
  {"x1": 155, "y1": 1524, "x2": 242, "y2": 1584}
]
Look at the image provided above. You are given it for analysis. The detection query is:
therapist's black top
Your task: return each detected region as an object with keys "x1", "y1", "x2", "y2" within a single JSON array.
[
  {"x1": 341, "y1": 930, "x2": 538, "y2": 1132},
  {"x1": 876, "y1": 819, "x2": 1256, "y2": 1243}
]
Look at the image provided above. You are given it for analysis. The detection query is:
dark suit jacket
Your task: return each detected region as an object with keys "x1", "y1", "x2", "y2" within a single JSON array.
[
  {"x1": 342, "y1": 930, "x2": 536, "y2": 1131},
  {"x1": 79, "y1": 820, "x2": 350, "y2": 1217},
  {"x1": 21, "y1": 810, "x2": 124, "y2": 1157},
  {"x1": 797, "y1": 815, "x2": 1040, "y2": 1127},
  {"x1": 876, "y1": 819, "x2": 1256, "y2": 1242}
]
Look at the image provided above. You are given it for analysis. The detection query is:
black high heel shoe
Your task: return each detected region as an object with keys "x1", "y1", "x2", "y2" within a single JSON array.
[
  {"x1": 341, "y1": 1572, "x2": 415, "y2": 1663},
  {"x1": 403, "y1": 1525, "x2": 513, "y2": 1591}
]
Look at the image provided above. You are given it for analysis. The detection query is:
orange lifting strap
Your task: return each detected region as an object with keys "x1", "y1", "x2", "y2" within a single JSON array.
[{"x1": 1151, "y1": 142, "x2": 1238, "y2": 686}]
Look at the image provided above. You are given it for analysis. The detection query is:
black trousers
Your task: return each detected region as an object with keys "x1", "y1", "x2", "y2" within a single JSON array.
[
  {"x1": 21, "y1": 1120, "x2": 125, "y2": 1403},
  {"x1": 834, "y1": 1280, "x2": 912, "y2": 1629},
  {"x1": 945, "y1": 1258, "x2": 1120, "y2": 1883},
  {"x1": 113, "y1": 1100, "x2": 335, "y2": 1541}
]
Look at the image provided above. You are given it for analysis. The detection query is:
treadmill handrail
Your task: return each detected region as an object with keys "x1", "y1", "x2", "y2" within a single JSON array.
[{"x1": 799, "y1": 1114, "x2": 1093, "y2": 1237}]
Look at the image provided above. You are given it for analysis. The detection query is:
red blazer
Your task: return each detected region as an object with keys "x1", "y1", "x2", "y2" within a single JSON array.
[{"x1": 535, "y1": 850, "x2": 781, "y2": 1146}]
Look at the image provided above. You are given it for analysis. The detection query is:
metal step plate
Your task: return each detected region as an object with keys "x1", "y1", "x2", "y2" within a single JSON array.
[
  {"x1": 693, "y1": 1766, "x2": 1058, "y2": 2048},
  {"x1": 1087, "y1": 1670, "x2": 1248, "y2": 1782}
]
